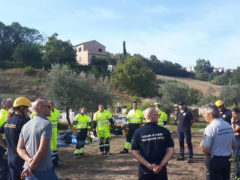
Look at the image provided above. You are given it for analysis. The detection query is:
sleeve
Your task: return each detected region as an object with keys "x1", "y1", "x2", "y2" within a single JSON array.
[
  {"x1": 188, "y1": 110, "x2": 193, "y2": 120},
  {"x1": 0, "y1": 122, "x2": 5, "y2": 133},
  {"x1": 93, "y1": 113, "x2": 97, "y2": 121},
  {"x1": 41, "y1": 123, "x2": 52, "y2": 139},
  {"x1": 165, "y1": 130, "x2": 174, "y2": 148},
  {"x1": 108, "y1": 111, "x2": 112, "y2": 118},
  {"x1": 55, "y1": 109, "x2": 60, "y2": 120},
  {"x1": 74, "y1": 114, "x2": 78, "y2": 121},
  {"x1": 202, "y1": 127, "x2": 213, "y2": 148},
  {"x1": 131, "y1": 130, "x2": 140, "y2": 150}
]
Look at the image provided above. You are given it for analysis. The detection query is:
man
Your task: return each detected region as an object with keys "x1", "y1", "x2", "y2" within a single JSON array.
[
  {"x1": 0, "y1": 98, "x2": 12, "y2": 180},
  {"x1": 200, "y1": 103, "x2": 235, "y2": 180},
  {"x1": 73, "y1": 107, "x2": 90, "y2": 157},
  {"x1": 93, "y1": 104, "x2": 113, "y2": 155},
  {"x1": 231, "y1": 107, "x2": 240, "y2": 179},
  {"x1": 154, "y1": 102, "x2": 167, "y2": 127},
  {"x1": 120, "y1": 101, "x2": 144, "y2": 154},
  {"x1": 17, "y1": 98, "x2": 58, "y2": 180},
  {"x1": 0, "y1": 97, "x2": 31, "y2": 180},
  {"x1": 48, "y1": 99, "x2": 60, "y2": 165},
  {"x1": 215, "y1": 100, "x2": 232, "y2": 124},
  {"x1": 132, "y1": 107, "x2": 174, "y2": 180},
  {"x1": 176, "y1": 100, "x2": 194, "y2": 163}
]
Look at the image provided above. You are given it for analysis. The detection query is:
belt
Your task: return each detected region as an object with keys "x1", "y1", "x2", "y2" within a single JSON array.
[{"x1": 207, "y1": 154, "x2": 230, "y2": 159}]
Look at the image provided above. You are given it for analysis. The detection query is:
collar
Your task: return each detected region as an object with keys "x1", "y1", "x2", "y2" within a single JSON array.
[{"x1": 35, "y1": 114, "x2": 48, "y2": 120}]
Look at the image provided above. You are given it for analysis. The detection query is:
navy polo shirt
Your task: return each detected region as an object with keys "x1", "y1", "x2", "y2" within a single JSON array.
[
  {"x1": 132, "y1": 122, "x2": 174, "y2": 170},
  {"x1": 177, "y1": 108, "x2": 193, "y2": 131},
  {"x1": 220, "y1": 108, "x2": 232, "y2": 124},
  {"x1": 0, "y1": 114, "x2": 29, "y2": 154}
]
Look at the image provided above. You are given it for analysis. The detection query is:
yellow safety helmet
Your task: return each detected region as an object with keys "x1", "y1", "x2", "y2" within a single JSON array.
[
  {"x1": 13, "y1": 97, "x2": 31, "y2": 107},
  {"x1": 215, "y1": 100, "x2": 224, "y2": 107},
  {"x1": 154, "y1": 102, "x2": 160, "y2": 106}
]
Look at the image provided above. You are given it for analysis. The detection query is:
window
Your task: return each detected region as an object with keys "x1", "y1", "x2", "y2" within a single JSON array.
[
  {"x1": 98, "y1": 48, "x2": 102, "y2": 52},
  {"x1": 78, "y1": 47, "x2": 81, "y2": 52}
]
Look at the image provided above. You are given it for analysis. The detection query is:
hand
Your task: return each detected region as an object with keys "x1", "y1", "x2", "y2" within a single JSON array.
[
  {"x1": 29, "y1": 161, "x2": 39, "y2": 170},
  {"x1": 153, "y1": 164, "x2": 163, "y2": 174},
  {"x1": 149, "y1": 164, "x2": 158, "y2": 171},
  {"x1": 21, "y1": 167, "x2": 32, "y2": 179}
]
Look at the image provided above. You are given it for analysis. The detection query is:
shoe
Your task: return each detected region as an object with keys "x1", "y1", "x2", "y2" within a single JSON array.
[
  {"x1": 101, "y1": 152, "x2": 105, "y2": 155},
  {"x1": 187, "y1": 158, "x2": 193, "y2": 163},
  {"x1": 105, "y1": 152, "x2": 112, "y2": 155},
  {"x1": 74, "y1": 154, "x2": 79, "y2": 159},
  {"x1": 176, "y1": 156, "x2": 185, "y2": 161},
  {"x1": 120, "y1": 150, "x2": 129, "y2": 154}
]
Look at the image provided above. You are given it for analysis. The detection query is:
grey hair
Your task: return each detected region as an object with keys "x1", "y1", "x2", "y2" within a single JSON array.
[
  {"x1": 203, "y1": 103, "x2": 220, "y2": 118},
  {"x1": 1, "y1": 98, "x2": 13, "y2": 107}
]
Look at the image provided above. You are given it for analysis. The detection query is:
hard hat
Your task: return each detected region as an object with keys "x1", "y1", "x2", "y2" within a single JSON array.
[
  {"x1": 178, "y1": 100, "x2": 185, "y2": 105},
  {"x1": 154, "y1": 102, "x2": 160, "y2": 106},
  {"x1": 13, "y1": 97, "x2": 31, "y2": 108},
  {"x1": 215, "y1": 100, "x2": 224, "y2": 107}
]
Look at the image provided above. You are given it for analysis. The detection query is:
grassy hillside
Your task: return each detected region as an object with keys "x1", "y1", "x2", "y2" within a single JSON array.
[
  {"x1": 0, "y1": 68, "x2": 222, "y2": 100},
  {"x1": 157, "y1": 75, "x2": 222, "y2": 96},
  {"x1": 0, "y1": 68, "x2": 47, "y2": 100}
]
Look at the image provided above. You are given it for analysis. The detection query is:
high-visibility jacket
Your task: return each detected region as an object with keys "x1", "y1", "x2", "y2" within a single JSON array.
[
  {"x1": 126, "y1": 109, "x2": 144, "y2": 124},
  {"x1": 93, "y1": 110, "x2": 112, "y2": 131},
  {"x1": 157, "y1": 109, "x2": 167, "y2": 126},
  {"x1": 73, "y1": 113, "x2": 90, "y2": 129},
  {"x1": 48, "y1": 108, "x2": 60, "y2": 128},
  {"x1": 0, "y1": 109, "x2": 8, "y2": 139}
]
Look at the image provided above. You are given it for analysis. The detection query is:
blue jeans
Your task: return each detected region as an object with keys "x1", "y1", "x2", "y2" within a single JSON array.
[
  {"x1": 177, "y1": 129, "x2": 193, "y2": 158},
  {"x1": 8, "y1": 153, "x2": 24, "y2": 180},
  {"x1": 25, "y1": 168, "x2": 58, "y2": 180},
  {"x1": 233, "y1": 137, "x2": 240, "y2": 177}
]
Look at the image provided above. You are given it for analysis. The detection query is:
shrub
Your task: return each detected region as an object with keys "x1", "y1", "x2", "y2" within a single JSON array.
[{"x1": 24, "y1": 66, "x2": 36, "y2": 76}]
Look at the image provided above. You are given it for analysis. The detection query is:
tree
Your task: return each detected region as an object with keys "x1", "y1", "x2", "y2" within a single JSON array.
[
  {"x1": 44, "y1": 64, "x2": 113, "y2": 127},
  {"x1": 220, "y1": 85, "x2": 240, "y2": 108},
  {"x1": 42, "y1": 33, "x2": 76, "y2": 67},
  {"x1": 110, "y1": 56, "x2": 158, "y2": 97},
  {"x1": 158, "y1": 81, "x2": 202, "y2": 122},
  {"x1": 123, "y1": 41, "x2": 127, "y2": 57},
  {"x1": 12, "y1": 43, "x2": 42, "y2": 66},
  {"x1": 232, "y1": 67, "x2": 240, "y2": 85},
  {"x1": 195, "y1": 59, "x2": 213, "y2": 73}
]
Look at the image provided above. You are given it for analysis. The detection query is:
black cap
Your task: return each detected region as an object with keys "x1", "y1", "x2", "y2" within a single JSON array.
[{"x1": 178, "y1": 100, "x2": 185, "y2": 105}]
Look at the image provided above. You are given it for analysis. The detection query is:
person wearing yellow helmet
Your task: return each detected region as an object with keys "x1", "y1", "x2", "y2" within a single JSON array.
[
  {"x1": 0, "y1": 98, "x2": 13, "y2": 180},
  {"x1": 0, "y1": 96, "x2": 31, "y2": 180},
  {"x1": 215, "y1": 100, "x2": 232, "y2": 124},
  {"x1": 154, "y1": 102, "x2": 168, "y2": 127}
]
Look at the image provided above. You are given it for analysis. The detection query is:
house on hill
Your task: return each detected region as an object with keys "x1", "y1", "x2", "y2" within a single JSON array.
[{"x1": 74, "y1": 40, "x2": 109, "y2": 65}]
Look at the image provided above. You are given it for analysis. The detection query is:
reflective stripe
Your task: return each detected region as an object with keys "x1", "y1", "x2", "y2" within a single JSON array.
[
  {"x1": 99, "y1": 144, "x2": 105, "y2": 147},
  {"x1": 129, "y1": 120, "x2": 141, "y2": 124}
]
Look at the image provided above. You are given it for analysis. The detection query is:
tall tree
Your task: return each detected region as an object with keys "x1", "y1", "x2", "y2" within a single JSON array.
[
  {"x1": 42, "y1": 33, "x2": 76, "y2": 66},
  {"x1": 195, "y1": 59, "x2": 213, "y2": 73},
  {"x1": 110, "y1": 56, "x2": 158, "y2": 97},
  {"x1": 123, "y1": 41, "x2": 127, "y2": 56}
]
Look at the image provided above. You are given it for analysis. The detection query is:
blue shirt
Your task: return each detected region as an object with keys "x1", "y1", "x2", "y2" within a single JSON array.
[
  {"x1": 132, "y1": 122, "x2": 174, "y2": 171},
  {"x1": 202, "y1": 118, "x2": 235, "y2": 156},
  {"x1": 220, "y1": 108, "x2": 232, "y2": 124},
  {"x1": 0, "y1": 114, "x2": 29, "y2": 154},
  {"x1": 177, "y1": 108, "x2": 193, "y2": 131}
]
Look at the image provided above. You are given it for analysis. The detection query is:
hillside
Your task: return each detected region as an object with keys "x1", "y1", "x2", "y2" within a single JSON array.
[
  {"x1": 0, "y1": 68, "x2": 47, "y2": 100},
  {"x1": 0, "y1": 68, "x2": 222, "y2": 100},
  {"x1": 157, "y1": 75, "x2": 222, "y2": 96}
]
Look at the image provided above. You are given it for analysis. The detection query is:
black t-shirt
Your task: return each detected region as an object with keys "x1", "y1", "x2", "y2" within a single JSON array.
[
  {"x1": 220, "y1": 108, "x2": 232, "y2": 124},
  {"x1": 132, "y1": 122, "x2": 174, "y2": 170},
  {"x1": 0, "y1": 114, "x2": 28, "y2": 154},
  {"x1": 177, "y1": 108, "x2": 193, "y2": 131}
]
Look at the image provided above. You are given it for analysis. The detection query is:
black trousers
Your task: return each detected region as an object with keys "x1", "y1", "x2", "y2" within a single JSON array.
[
  {"x1": 205, "y1": 155, "x2": 231, "y2": 180},
  {"x1": 126, "y1": 124, "x2": 141, "y2": 143},
  {"x1": 139, "y1": 166, "x2": 168, "y2": 180},
  {"x1": 0, "y1": 145, "x2": 9, "y2": 180},
  {"x1": 76, "y1": 129, "x2": 88, "y2": 149}
]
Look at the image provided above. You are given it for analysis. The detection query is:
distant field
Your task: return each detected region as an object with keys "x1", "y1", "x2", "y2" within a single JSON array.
[{"x1": 157, "y1": 75, "x2": 222, "y2": 96}]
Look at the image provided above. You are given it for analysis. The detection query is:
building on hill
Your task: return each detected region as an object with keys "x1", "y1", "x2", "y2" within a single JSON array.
[
  {"x1": 226, "y1": 69, "x2": 234, "y2": 73},
  {"x1": 185, "y1": 66, "x2": 195, "y2": 72},
  {"x1": 74, "y1": 40, "x2": 109, "y2": 65},
  {"x1": 213, "y1": 67, "x2": 224, "y2": 73}
]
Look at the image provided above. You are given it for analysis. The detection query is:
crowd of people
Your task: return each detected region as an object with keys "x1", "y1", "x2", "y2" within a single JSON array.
[{"x1": 0, "y1": 96, "x2": 239, "y2": 180}]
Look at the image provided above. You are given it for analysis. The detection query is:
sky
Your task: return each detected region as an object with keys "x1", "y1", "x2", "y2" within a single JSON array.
[{"x1": 0, "y1": 0, "x2": 240, "y2": 69}]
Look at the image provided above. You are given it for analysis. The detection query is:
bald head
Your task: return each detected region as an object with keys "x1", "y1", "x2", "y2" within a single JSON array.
[
  {"x1": 144, "y1": 107, "x2": 158, "y2": 123},
  {"x1": 33, "y1": 99, "x2": 51, "y2": 117}
]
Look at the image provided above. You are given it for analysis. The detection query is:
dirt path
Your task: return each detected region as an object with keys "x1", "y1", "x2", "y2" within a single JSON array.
[{"x1": 55, "y1": 131, "x2": 209, "y2": 180}]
